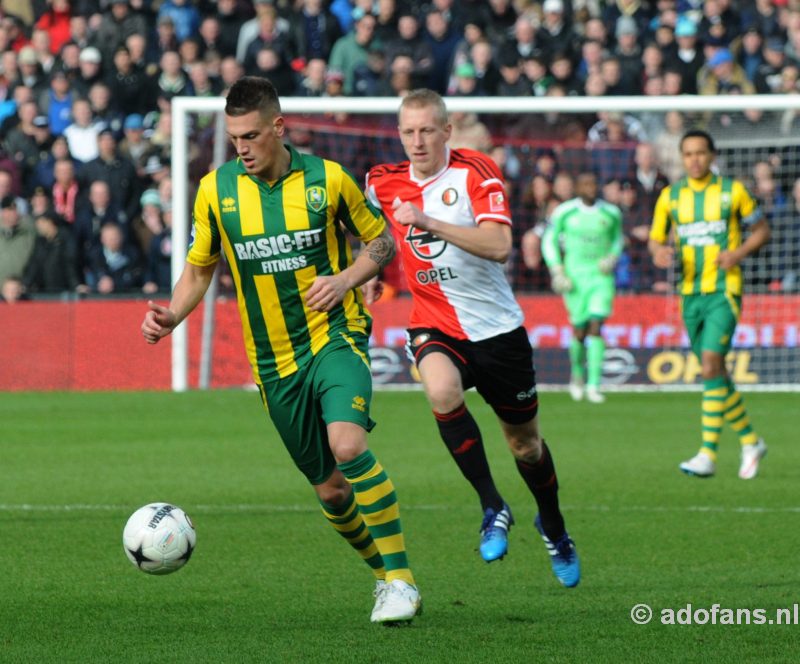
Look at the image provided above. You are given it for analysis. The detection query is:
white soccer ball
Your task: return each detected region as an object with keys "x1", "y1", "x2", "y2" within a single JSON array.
[{"x1": 122, "y1": 502, "x2": 196, "y2": 575}]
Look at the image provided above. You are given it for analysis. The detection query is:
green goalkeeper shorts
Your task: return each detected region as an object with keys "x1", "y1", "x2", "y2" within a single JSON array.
[
  {"x1": 257, "y1": 331, "x2": 375, "y2": 485},
  {"x1": 563, "y1": 274, "x2": 615, "y2": 327},
  {"x1": 682, "y1": 292, "x2": 741, "y2": 358}
]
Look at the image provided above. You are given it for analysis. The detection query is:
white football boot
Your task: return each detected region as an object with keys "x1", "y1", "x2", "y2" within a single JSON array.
[
  {"x1": 370, "y1": 580, "x2": 422, "y2": 624},
  {"x1": 586, "y1": 386, "x2": 606, "y2": 404},
  {"x1": 370, "y1": 579, "x2": 388, "y2": 622},
  {"x1": 738, "y1": 438, "x2": 767, "y2": 480},
  {"x1": 679, "y1": 451, "x2": 716, "y2": 477},
  {"x1": 568, "y1": 377, "x2": 585, "y2": 402}
]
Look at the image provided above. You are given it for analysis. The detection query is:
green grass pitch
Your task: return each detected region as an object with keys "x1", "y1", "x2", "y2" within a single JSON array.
[{"x1": 1, "y1": 391, "x2": 797, "y2": 663}]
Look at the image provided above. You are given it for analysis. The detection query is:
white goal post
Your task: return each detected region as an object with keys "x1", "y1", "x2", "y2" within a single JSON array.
[{"x1": 170, "y1": 94, "x2": 800, "y2": 392}]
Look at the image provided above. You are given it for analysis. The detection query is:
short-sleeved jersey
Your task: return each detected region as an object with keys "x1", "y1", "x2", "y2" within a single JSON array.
[
  {"x1": 541, "y1": 197, "x2": 623, "y2": 277},
  {"x1": 366, "y1": 148, "x2": 523, "y2": 341},
  {"x1": 188, "y1": 145, "x2": 386, "y2": 384},
  {"x1": 650, "y1": 174, "x2": 762, "y2": 296}
]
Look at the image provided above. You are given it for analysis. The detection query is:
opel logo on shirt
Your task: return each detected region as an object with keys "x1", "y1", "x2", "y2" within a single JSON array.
[{"x1": 405, "y1": 225, "x2": 447, "y2": 260}]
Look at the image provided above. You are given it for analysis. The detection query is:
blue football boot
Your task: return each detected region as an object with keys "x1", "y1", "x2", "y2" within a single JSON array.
[
  {"x1": 479, "y1": 504, "x2": 514, "y2": 562},
  {"x1": 534, "y1": 514, "x2": 580, "y2": 588}
]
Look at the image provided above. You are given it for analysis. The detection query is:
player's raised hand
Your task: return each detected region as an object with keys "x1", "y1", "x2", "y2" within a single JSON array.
[
  {"x1": 392, "y1": 199, "x2": 430, "y2": 230},
  {"x1": 306, "y1": 274, "x2": 348, "y2": 312},
  {"x1": 141, "y1": 300, "x2": 178, "y2": 344}
]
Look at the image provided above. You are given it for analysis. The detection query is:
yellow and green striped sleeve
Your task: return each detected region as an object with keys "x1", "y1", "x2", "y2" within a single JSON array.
[
  {"x1": 187, "y1": 174, "x2": 222, "y2": 267},
  {"x1": 650, "y1": 187, "x2": 673, "y2": 244}
]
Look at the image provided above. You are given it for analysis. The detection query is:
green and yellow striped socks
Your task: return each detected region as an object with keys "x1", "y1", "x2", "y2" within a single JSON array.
[
  {"x1": 700, "y1": 376, "x2": 727, "y2": 461},
  {"x1": 338, "y1": 450, "x2": 415, "y2": 586},
  {"x1": 320, "y1": 490, "x2": 385, "y2": 580},
  {"x1": 723, "y1": 378, "x2": 759, "y2": 446}
]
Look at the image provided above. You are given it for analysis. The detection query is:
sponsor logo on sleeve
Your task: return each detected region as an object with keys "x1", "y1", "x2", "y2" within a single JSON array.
[{"x1": 489, "y1": 191, "x2": 505, "y2": 212}]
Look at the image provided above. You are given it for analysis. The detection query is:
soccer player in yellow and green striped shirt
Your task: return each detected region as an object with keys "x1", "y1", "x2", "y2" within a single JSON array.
[
  {"x1": 141, "y1": 77, "x2": 421, "y2": 623},
  {"x1": 649, "y1": 129, "x2": 771, "y2": 480}
]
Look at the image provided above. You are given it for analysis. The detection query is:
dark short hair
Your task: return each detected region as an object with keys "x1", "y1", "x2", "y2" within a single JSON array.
[
  {"x1": 225, "y1": 76, "x2": 281, "y2": 118},
  {"x1": 680, "y1": 129, "x2": 715, "y2": 153}
]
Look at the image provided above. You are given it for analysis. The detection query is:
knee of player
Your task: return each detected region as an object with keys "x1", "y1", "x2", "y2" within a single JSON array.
[
  {"x1": 701, "y1": 353, "x2": 726, "y2": 379},
  {"x1": 572, "y1": 327, "x2": 588, "y2": 342},
  {"x1": 327, "y1": 421, "x2": 369, "y2": 463},
  {"x1": 426, "y1": 386, "x2": 464, "y2": 414},
  {"x1": 587, "y1": 322, "x2": 604, "y2": 337},
  {"x1": 329, "y1": 438, "x2": 368, "y2": 465},
  {"x1": 506, "y1": 430, "x2": 543, "y2": 460},
  {"x1": 701, "y1": 366, "x2": 726, "y2": 381},
  {"x1": 317, "y1": 483, "x2": 351, "y2": 507}
]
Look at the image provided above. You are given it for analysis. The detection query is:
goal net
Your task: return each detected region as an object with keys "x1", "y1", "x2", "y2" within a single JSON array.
[{"x1": 170, "y1": 95, "x2": 800, "y2": 392}]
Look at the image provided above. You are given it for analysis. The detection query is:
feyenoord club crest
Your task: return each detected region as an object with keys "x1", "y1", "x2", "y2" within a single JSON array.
[
  {"x1": 441, "y1": 187, "x2": 458, "y2": 205},
  {"x1": 411, "y1": 333, "x2": 430, "y2": 347},
  {"x1": 305, "y1": 186, "x2": 327, "y2": 212}
]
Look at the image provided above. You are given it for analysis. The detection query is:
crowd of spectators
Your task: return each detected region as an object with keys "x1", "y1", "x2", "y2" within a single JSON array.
[{"x1": 0, "y1": 0, "x2": 799, "y2": 303}]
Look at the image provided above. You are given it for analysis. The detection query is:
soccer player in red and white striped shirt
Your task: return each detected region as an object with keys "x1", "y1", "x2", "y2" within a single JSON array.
[{"x1": 366, "y1": 89, "x2": 580, "y2": 586}]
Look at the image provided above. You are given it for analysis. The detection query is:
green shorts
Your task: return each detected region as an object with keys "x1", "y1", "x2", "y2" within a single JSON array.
[
  {"x1": 257, "y1": 331, "x2": 375, "y2": 485},
  {"x1": 682, "y1": 292, "x2": 741, "y2": 358},
  {"x1": 564, "y1": 274, "x2": 615, "y2": 327}
]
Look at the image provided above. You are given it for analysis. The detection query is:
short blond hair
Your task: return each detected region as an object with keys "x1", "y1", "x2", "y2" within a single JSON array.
[{"x1": 398, "y1": 88, "x2": 448, "y2": 127}]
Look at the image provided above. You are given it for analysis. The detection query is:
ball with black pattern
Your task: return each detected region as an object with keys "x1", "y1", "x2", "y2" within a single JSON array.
[{"x1": 122, "y1": 502, "x2": 196, "y2": 575}]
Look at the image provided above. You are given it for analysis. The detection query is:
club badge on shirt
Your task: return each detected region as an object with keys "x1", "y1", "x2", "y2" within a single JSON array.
[
  {"x1": 305, "y1": 186, "x2": 327, "y2": 212},
  {"x1": 411, "y1": 333, "x2": 430, "y2": 347},
  {"x1": 442, "y1": 188, "x2": 458, "y2": 205}
]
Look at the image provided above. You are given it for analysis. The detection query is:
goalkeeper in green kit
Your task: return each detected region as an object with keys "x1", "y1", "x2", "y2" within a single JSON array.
[{"x1": 542, "y1": 172, "x2": 623, "y2": 403}]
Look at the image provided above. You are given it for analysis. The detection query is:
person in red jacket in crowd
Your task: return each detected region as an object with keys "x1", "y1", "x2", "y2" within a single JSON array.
[{"x1": 34, "y1": 0, "x2": 73, "y2": 55}]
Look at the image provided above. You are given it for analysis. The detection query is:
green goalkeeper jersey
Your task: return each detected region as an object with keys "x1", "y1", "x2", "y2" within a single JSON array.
[{"x1": 542, "y1": 197, "x2": 624, "y2": 277}]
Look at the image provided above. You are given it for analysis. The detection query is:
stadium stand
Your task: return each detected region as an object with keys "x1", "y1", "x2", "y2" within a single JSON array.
[{"x1": 0, "y1": 0, "x2": 799, "y2": 302}]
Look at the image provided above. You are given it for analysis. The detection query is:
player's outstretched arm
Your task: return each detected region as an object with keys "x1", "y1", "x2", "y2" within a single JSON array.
[
  {"x1": 392, "y1": 200, "x2": 511, "y2": 262},
  {"x1": 141, "y1": 262, "x2": 217, "y2": 344}
]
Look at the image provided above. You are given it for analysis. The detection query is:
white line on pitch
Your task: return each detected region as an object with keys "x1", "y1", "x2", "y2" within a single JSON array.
[{"x1": 0, "y1": 503, "x2": 799, "y2": 514}]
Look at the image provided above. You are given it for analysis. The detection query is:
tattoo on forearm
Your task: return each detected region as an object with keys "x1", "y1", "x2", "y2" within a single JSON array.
[{"x1": 366, "y1": 230, "x2": 396, "y2": 269}]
